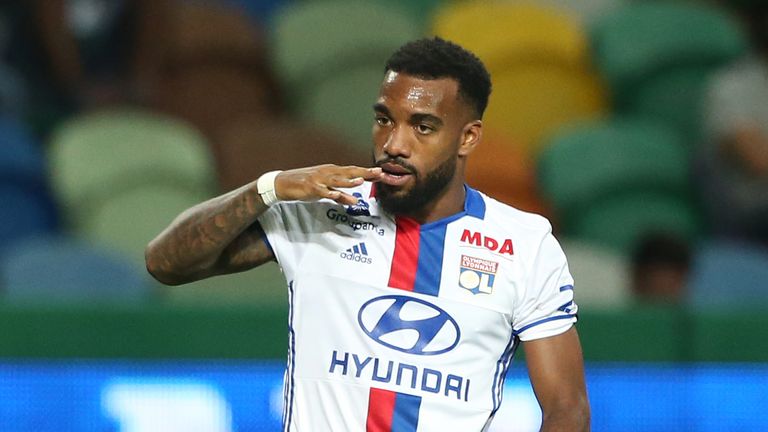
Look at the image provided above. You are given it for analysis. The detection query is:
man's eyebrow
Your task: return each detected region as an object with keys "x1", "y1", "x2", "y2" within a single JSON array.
[
  {"x1": 372, "y1": 103, "x2": 443, "y2": 127},
  {"x1": 372, "y1": 103, "x2": 390, "y2": 115},
  {"x1": 410, "y1": 113, "x2": 443, "y2": 127}
]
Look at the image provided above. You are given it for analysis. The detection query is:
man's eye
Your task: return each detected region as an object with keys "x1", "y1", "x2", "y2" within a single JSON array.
[
  {"x1": 416, "y1": 124, "x2": 434, "y2": 134},
  {"x1": 375, "y1": 117, "x2": 391, "y2": 126}
]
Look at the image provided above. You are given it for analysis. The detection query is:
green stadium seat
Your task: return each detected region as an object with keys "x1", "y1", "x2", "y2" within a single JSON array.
[
  {"x1": 569, "y1": 191, "x2": 701, "y2": 255},
  {"x1": 295, "y1": 63, "x2": 384, "y2": 149},
  {"x1": 48, "y1": 108, "x2": 214, "y2": 226},
  {"x1": 271, "y1": 0, "x2": 420, "y2": 96},
  {"x1": 538, "y1": 119, "x2": 689, "y2": 214},
  {"x1": 390, "y1": 0, "x2": 444, "y2": 25},
  {"x1": 78, "y1": 184, "x2": 208, "y2": 266},
  {"x1": 590, "y1": 2, "x2": 747, "y2": 90},
  {"x1": 623, "y1": 66, "x2": 716, "y2": 146},
  {"x1": 530, "y1": 0, "x2": 628, "y2": 25}
]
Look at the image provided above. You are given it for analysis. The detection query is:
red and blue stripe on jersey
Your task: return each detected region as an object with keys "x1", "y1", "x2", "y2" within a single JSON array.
[
  {"x1": 366, "y1": 388, "x2": 422, "y2": 432},
  {"x1": 387, "y1": 186, "x2": 486, "y2": 297}
]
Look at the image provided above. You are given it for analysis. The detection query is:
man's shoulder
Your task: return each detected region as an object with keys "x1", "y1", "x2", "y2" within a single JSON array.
[{"x1": 477, "y1": 191, "x2": 553, "y2": 235}]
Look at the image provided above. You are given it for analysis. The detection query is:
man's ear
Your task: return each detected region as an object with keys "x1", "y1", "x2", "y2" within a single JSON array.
[{"x1": 459, "y1": 120, "x2": 482, "y2": 157}]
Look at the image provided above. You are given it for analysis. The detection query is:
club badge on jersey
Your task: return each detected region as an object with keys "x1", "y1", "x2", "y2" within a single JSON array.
[{"x1": 459, "y1": 255, "x2": 498, "y2": 294}]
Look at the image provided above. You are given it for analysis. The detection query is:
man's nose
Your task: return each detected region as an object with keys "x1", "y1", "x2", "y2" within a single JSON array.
[{"x1": 383, "y1": 126, "x2": 412, "y2": 158}]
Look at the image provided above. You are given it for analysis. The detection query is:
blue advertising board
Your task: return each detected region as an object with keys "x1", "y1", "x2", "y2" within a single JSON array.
[{"x1": 0, "y1": 362, "x2": 765, "y2": 431}]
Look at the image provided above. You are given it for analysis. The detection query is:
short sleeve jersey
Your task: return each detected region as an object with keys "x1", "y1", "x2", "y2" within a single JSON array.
[{"x1": 258, "y1": 183, "x2": 577, "y2": 432}]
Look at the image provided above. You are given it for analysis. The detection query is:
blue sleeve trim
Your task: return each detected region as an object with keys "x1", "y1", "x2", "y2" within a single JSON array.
[
  {"x1": 283, "y1": 280, "x2": 296, "y2": 430},
  {"x1": 253, "y1": 221, "x2": 274, "y2": 256},
  {"x1": 559, "y1": 284, "x2": 574, "y2": 292},
  {"x1": 513, "y1": 314, "x2": 576, "y2": 336},
  {"x1": 491, "y1": 332, "x2": 520, "y2": 415}
]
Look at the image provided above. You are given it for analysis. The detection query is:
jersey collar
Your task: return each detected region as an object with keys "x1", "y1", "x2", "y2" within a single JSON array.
[{"x1": 369, "y1": 183, "x2": 486, "y2": 224}]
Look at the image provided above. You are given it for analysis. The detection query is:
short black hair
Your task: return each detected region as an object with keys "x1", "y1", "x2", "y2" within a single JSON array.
[
  {"x1": 631, "y1": 232, "x2": 692, "y2": 271},
  {"x1": 384, "y1": 37, "x2": 492, "y2": 119}
]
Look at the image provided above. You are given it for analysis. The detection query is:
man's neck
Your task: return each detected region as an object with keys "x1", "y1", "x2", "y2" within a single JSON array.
[{"x1": 400, "y1": 181, "x2": 466, "y2": 225}]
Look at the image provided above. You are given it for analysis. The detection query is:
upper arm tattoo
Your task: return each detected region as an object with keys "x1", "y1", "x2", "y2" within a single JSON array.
[{"x1": 214, "y1": 222, "x2": 275, "y2": 275}]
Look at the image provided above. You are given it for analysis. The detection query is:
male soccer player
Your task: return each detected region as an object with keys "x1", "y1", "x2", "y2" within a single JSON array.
[{"x1": 146, "y1": 37, "x2": 589, "y2": 431}]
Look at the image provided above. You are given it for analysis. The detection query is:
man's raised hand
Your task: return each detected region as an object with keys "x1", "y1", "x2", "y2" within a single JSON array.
[{"x1": 274, "y1": 165, "x2": 383, "y2": 206}]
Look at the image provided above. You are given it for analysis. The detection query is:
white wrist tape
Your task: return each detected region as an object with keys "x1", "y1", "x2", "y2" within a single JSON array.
[{"x1": 257, "y1": 170, "x2": 283, "y2": 207}]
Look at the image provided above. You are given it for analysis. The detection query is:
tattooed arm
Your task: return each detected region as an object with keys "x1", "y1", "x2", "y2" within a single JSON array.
[{"x1": 145, "y1": 165, "x2": 383, "y2": 285}]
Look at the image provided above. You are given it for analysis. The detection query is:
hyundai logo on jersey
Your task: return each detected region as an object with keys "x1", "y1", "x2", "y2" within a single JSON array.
[
  {"x1": 459, "y1": 255, "x2": 498, "y2": 294},
  {"x1": 357, "y1": 295, "x2": 460, "y2": 356},
  {"x1": 340, "y1": 242, "x2": 373, "y2": 264},
  {"x1": 346, "y1": 192, "x2": 371, "y2": 216},
  {"x1": 328, "y1": 351, "x2": 471, "y2": 401}
]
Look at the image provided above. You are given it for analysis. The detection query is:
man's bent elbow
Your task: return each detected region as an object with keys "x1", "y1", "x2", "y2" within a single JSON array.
[
  {"x1": 572, "y1": 397, "x2": 591, "y2": 431},
  {"x1": 542, "y1": 395, "x2": 590, "y2": 431},
  {"x1": 144, "y1": 244, "x2": 185, "y2": 286}
]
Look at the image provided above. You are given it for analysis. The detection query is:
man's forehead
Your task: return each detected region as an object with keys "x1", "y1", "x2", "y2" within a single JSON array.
[
  {"x1": 381, "y1": 71, "x2": 458, "y2": 92},
  {"x1": 378, "y1": 71, "x2": 460, "y2": 111},
  {"x1": 383, "y1": 70, "x2": 399, "y2": 84}
]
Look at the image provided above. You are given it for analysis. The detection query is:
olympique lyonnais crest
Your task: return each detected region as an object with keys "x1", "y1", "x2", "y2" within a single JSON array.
[{"x1": 459, "y1": 255, "x2": 498, "y2": 294}]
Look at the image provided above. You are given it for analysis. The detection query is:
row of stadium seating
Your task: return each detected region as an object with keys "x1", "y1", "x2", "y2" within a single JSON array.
[
  {"x1": 271, "y1": 0, "x2": 750, "y2": 256},
  {"x1": 1, "y1": 0, "x2": 766, "y2": 309},
  {"x1": 3, "y1": 103, "x2": 768, "y2": 308}
]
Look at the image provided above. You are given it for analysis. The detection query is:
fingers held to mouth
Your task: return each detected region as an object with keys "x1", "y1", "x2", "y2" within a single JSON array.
[{"x1": 362, "y1": 167, "x2": 384, "y2": 181}]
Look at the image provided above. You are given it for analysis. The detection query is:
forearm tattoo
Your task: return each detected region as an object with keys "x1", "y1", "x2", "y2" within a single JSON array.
[{"x1": 149, "y1": 184, "x2": 269, "y2": 279}]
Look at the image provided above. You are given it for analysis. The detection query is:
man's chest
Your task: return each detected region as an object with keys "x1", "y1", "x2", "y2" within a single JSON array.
[{"x1": 294, "y1": 211, "x2": 524, "y2": 315}]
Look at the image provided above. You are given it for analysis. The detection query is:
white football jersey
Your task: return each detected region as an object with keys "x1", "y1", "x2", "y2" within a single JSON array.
[{"x1": 257, "y1": 183, "x2": 577, "y2": 432}]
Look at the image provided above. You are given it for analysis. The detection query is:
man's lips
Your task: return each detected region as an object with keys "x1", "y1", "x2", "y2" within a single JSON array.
[
  {"x1": 380, "y1": 162, "x2": 411, "y2": 175},
  {"x1": 379, "y1": 162, "x2": 413, "y2": 186}
]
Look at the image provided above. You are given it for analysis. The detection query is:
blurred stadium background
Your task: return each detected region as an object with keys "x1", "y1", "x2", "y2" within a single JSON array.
[{"x1": 1, "y1": 0, "x2": 768, "y2": 430}]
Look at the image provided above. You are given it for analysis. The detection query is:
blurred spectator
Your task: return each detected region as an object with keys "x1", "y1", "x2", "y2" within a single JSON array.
[
  {"x1": 630, "y1": 232, "x2": 692, "y2": 305},
  {"x1": 3, "y1": 0, "x2": 167, "y2": 135},
  {"x1": 698, "y1": 3, "x2": 768, "y2": 246},
  {"x1": 0, "y1": 4, "x2": 28, "y2": 118}
]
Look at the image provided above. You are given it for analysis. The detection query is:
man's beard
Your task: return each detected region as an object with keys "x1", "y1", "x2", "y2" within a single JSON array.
[{"x1": 374, "y1": 154, "x2": 457, "y2": 216}]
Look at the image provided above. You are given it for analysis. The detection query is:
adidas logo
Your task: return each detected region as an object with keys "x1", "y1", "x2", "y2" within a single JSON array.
[{"x1": 339, "y1": 242, "x2": 373, "y2": 264}]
